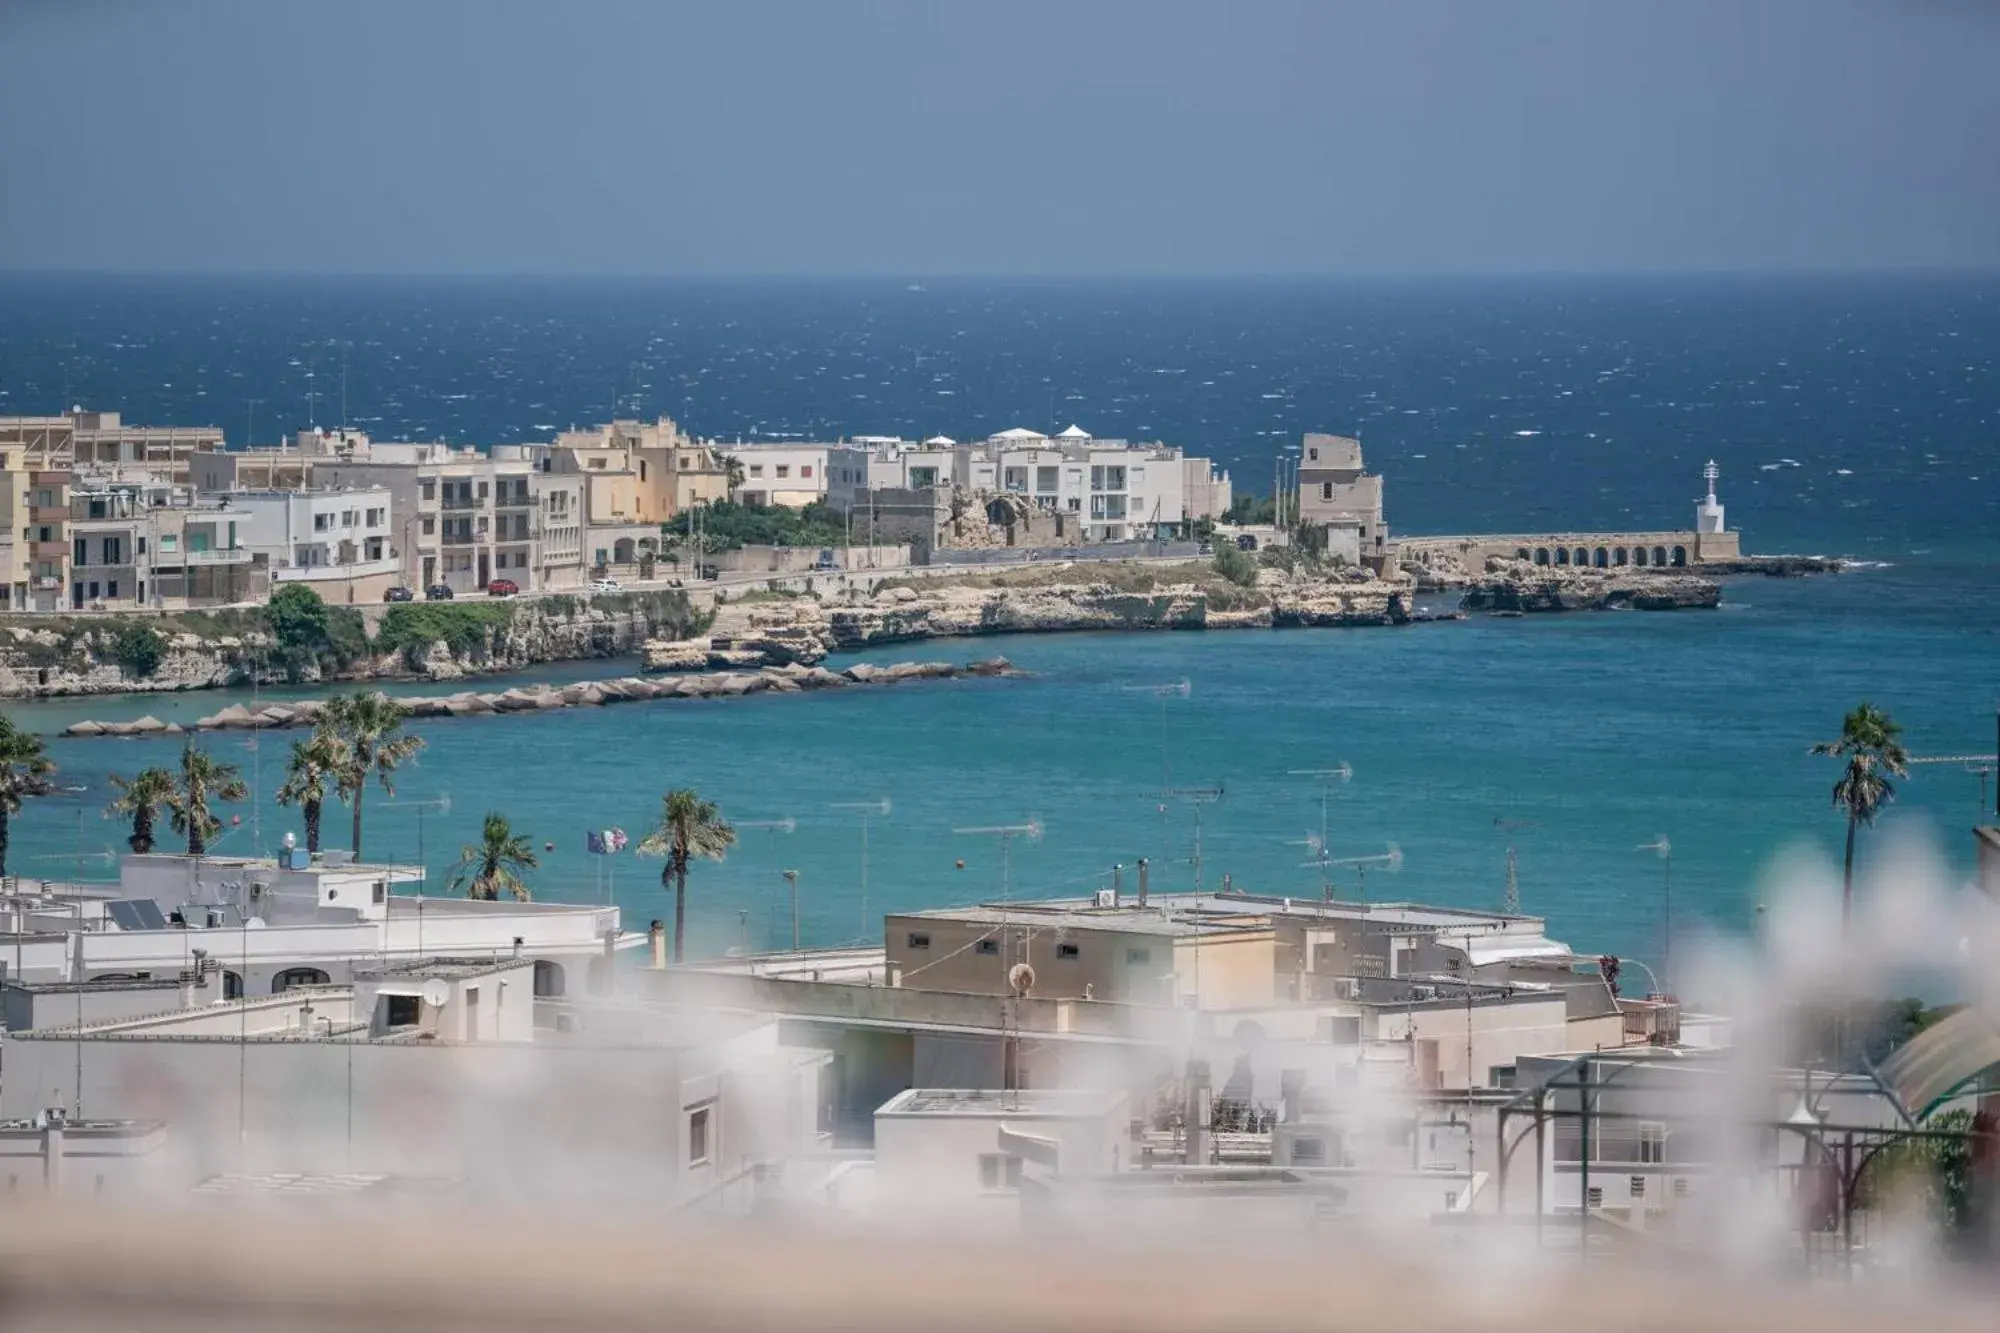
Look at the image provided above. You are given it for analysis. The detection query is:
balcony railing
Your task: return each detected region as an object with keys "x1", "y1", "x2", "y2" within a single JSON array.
[
  {"x1": 28, "y1": 505, "x2": 68, "y2": 524},
  {"x1": 441, "y1": 495, "x2": 484, "y2": 510},
  {"x1": 182, "y1": 547, "x2": 253, "y2": 565},
  {"x1": 29, "y1": 541, "x2": 67, "y2": 560}
]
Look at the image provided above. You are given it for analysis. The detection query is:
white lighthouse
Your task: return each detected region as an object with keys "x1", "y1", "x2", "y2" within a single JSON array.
[{"x1": 1696, "y1": 460, "x2": 1726, "y2": 535}]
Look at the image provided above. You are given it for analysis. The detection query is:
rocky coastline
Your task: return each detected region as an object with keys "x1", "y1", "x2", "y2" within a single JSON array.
[
  {"x1": 1458, "y1": 561, "x2": 1722, "y2": 613},
  {"x1": 59, "y1": 656, "x2": 1022, "y2": 739},
  {"x1": 0, "y1": 592, "x2": 700, "y2": 700},
  {"x1": 643, "y1": 567, "x2": 1432, "y2": 672}
]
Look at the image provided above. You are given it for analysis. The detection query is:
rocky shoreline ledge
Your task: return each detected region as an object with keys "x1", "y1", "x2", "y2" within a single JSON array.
[
  {"x1": 59, "y1": 656, "x2": 1022, "y2": 739},
  {"x1": 639, "y1": 558, "x2": 1731, "y2": 672}
]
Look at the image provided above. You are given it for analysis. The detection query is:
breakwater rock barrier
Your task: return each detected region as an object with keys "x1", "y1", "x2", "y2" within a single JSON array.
[
  {"x1": 1461, "y1": 562, "x2": 1721, "y2": 613},
  {"x1": 60, "y1": 657, "x2": 1021, "y2": 739}
]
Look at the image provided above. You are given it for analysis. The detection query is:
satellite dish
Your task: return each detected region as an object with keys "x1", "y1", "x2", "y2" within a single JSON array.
[
  {"x1": 1008, "y1": 963, "x2": 1035, "y2": 996},
  {"x1": 421, "y1": 979, "x2": 450, "y2": 1008}
]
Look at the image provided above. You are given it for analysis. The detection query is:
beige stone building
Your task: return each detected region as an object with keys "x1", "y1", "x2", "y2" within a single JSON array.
[
  {"x1": 65, "y1": 472, "x2": 266, "y2": 610},
  {"x1": 884, "y1": 903, "x2": 1276, "y2": 1010},
  {"x1": 1294, "y1": 433, "x2": 1388, "y2": 565}
]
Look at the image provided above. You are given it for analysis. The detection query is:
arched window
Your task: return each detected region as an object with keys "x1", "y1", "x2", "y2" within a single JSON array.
[
  {"x1": 223, "y1": 971, "x2": 244, "y2": 1000},
  {"x1": 1534, "y1": 548, "x2": 1551, "y2": 566},
  {"x1": 1614, "y1": 548, "x2": 1629, "y2": 566},
  {"x1": 1554, "y1": 548, "x2": 1570, "y2": 566},
  {"x1": 273, "y1": 967, "x2": 331, "y2": 994},
  {"x1": 1653, "y1": 546, "x2": 1668, "y2": 566},
  {"x1": 1671, "y1": 545, "x2": 1688, "y2": 567},
  {"x1": 1631, "y1": 547, "x2": 1648, "y2": 567},
  {"x1": 1515, "y1": 548, "x2": 1531, "y2": 562},
  {"x1": 533, "y1": 960, "x2": 566, "y2": 998},
  {"x1": 1573, "y1": 548, "x2": 1589, "y2": 567},
  {"x1": 1593, "y1": 548, "x2": 1608, "y2": 568}
]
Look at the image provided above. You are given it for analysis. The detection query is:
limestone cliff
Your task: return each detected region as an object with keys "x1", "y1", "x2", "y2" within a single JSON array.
[
  {"x1": 0, "y1": 590, "x2": 704, "y2": 698},
  {"x1": 643, "y1": 569, "x2": 1414, "y2": 671}
]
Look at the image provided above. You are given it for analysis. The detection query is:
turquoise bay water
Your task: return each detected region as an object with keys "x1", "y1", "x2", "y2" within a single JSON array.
[
  {"x1": 3, "y1": 274, "x2": 1997, "y2": 975},
  {"x1": 8, "y1": 561, "x2": 1995, "y2": 973}
]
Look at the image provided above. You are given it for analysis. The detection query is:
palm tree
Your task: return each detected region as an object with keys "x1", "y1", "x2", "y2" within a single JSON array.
[
  {"x1": 638, "y1": 788, "x2": 736, "y2": 963},
  {"x1": 105, "y1": 766, "x2": 177, "y2": 854},
  {"x1": 321, "y1": 691, "x2": 425, "y2": 859},
  {"x1": 165, "y1": 742, "x2": 249, "y2": 857},
  {"x1": 0, "y1": 715, "x2": 55, "y2": 878},
  {"x1": 275, "y1": 729, "x2": 346, "y2": 854},
  {"x1": 1812, "y1": 702, "x2": 1910, "y2": 930},
  {"x1": 450, "y1": 811, "x2": 539, "y2": 901}
]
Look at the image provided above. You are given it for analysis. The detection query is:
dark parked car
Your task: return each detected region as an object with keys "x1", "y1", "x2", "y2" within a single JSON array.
[
  {"x1": 486, "y1": 577, "x2": 519, "y2": 597},
  {"x1": 425, "y1": 583, "x2": 455, "y2": 600},
  {"x1": 1235, "y1": 534, "x2": 1259, "y2": 552},
  {"x1": 383, "y1": 585, "x2": 415, "y2": 603}
]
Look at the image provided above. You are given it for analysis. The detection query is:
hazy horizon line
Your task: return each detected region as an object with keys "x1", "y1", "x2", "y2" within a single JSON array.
[{"x1": 3, "y1": 265, "x2": 1995, "y2": 284}]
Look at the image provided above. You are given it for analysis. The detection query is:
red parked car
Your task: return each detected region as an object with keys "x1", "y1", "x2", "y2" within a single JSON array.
[{"x1": 486, "y1": 578, "x2": 520, "y2": 597}]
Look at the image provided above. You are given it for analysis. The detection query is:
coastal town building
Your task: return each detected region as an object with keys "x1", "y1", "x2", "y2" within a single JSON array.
[
  {"x1": 225, "y1": 484, "x2": 401, "y2": 605},
  {"x1": 549, "y1": 415, "x2": 731, "y2": 522},
  {"x1": 0, "y1": 966, "x2": 829, "y2": 1209},
  {"x1": 1294, "y1": 433, "x2": 1388, "y2": 566},
  {"x1": 851, "y1": 427, "x2": 1232, "y2": 538},
  {"x1": 0, "y1": 850, "x2": 637, "y2": 998},
  {"x1": 719, "y1": 443, "x2": 870, "y2": 511},
  {"x1": 65, "y1": 472, "x2": 267, "y2": 610},
  {"x1": 314, "y1": 440, "x2": 545, "y2": 593}
]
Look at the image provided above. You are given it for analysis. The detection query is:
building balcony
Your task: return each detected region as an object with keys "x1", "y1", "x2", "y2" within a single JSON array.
[
  {"x1": 29, "y1": 505, "x2": 68, "y2": 525},
  {"x1": 29, "y1": 471, "x2": 69, "y2": 488},
  {"x1": 29, "y1": 541, "x2": 68, "y2": 560},
  {"x1": 441, "y1": 496, "x2": 484, "y2": 511},
  {"x1": 183, "y1": 547, "x2": 253, "y2": 565}
]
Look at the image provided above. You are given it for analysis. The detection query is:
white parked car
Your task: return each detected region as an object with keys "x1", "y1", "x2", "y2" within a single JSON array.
[{"x1": 590, "y1": 578, "x2": 622, "y2": 593}]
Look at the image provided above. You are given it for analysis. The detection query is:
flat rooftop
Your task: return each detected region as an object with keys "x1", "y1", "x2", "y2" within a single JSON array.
[
  {"x1": 923, "y1": 891, "x2": 1546, "y2": 936},
  {"x1": 355, "y1": 957, "x2": 530, "y2": 982},
  {"x1": 877, "y1": 1088, "x2": 1126, "y2": 1120},
  {"x1": 892, "y1": 904, "x2": 1268, "y2": 939}
]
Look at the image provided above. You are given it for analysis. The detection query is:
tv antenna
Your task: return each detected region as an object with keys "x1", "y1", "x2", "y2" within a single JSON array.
[
  {"x1": 1158, "y1": 786, "x2": 1225, "y2": 892},
  {"x1": 1288, "y1": 763, "x2": 1352, "y2": 896},
  {"x1": 952, "y1": 820, "x2": 1044, "y2": 903},
  {"x1": 1494, "y1": 818, "x2": 1540, "y2": 914},
  {"x1": 734, "y1": 817, "x2": 798, "y2": 948},
  {"x1": 1122, "y1": 679, "x2": 1190, "y2": 789},
  {"x1": 1296, "y1": 840, "x2": 1408, "y2": 892},
  {"x1": 830, "y1": 798, "x2": 891, "y2": 944}
]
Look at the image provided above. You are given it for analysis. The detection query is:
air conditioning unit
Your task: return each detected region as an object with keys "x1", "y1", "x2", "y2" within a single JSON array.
[{"x1": 1092, "y1": 889, "x2": 1116, "y2": 908}]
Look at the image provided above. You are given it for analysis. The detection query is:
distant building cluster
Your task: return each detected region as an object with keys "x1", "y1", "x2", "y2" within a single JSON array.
[{"x1": 0, "y1": 410, "x2": 1239, "y2": 612}]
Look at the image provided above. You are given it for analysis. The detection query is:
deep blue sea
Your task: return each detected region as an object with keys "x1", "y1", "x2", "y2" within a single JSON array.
[{"x1": 1, "y1": 274, "x2": 1996, "y2": 974}]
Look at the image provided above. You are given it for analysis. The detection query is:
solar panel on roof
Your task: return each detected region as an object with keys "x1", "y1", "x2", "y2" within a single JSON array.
[{"x1": 105, "y1": 900, "x2": 168, "y2": 931}]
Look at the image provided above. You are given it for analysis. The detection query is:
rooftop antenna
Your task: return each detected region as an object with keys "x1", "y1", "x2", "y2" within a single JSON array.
[
  {"x1": 1635, "y1": 836, "x2": 1672, "y2": 989},
  {"x1": 830, "y1": 799, "x2": 891, "y2": 944},
  {"x1": 243, "y1": 398, "x2": 263, "y2": 451},
  {"x1": 1494, "y1": 818, "x2": 1541, "y2": 914},
  {"x1": 734, "y1": 817, "x2": 797, "y2": 947},
  {"x1": 1158, "y1": 786, "x2": 1225, "y2": 892},
  {"x1": 383, "y1": 793, "x2": 452, "y2": 895},
  {"x1": 1307, "y1": 844, "x2": 1402, "y2": 901},
  {"x1": 1289, "y1": 763, "x2": 1353, "y2": 897},
  {"x1": 952, "y1": 820, "x2": 1044, "y2": 904},
  {"x1": 1906, "y1": 710, "x2": 2000, "y2": 818}
]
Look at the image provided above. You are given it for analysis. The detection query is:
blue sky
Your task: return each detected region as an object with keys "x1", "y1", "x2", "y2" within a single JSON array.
[{"x1": 2, "y1": 0, "x2": 1995, "y2": 275}]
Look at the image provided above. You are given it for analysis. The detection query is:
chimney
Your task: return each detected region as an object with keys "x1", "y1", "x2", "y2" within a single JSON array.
[
  {"x1": 1137, "y1": 858, "x2": 1150, "y2": 908},
  {"x1": 1111, "y1": 863, "x2": 1123, "y2": 907},
  {"x1": 1184, "y1": 1059, "x2": 1212, "y2": 1167},
  {"x1": 40, "y1": 1107, "x2": 66, "y2": 1195},
  {"x1": 1281, "y1": 1068, "x2": 1307, "y2": 1125}
]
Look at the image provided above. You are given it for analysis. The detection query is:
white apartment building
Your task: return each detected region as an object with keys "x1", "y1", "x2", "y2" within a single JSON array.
[
  {"x1": 720, "y1": 443, "x2": 869, "y2": 511},
  {"x1": 856, "y1": 427, "x2": 1229, "y2": 539},
  {"x1": 226, "y1": 485, "x2": 401, "y2": 605}
]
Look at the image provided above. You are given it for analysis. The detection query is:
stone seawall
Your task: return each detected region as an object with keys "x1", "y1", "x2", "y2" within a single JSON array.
[
  {"x1": 59, "y1": 657, "x2": 1021, "y2": 738},
  {"x1": 0, "y1": 591, "x2": 703, "y2": 699}
]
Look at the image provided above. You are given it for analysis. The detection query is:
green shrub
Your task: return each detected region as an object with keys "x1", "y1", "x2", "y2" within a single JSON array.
[
  {"x1": 112, "y1": 623, "x2": 167, "y2": 678},
  {"x1": 374, "y1": 603, "x2": 515, "y2": 661},
  {"x1": 265, "y1": 584, "x2": 330, "y2": 657},
  {"x1": 1212, "y1": 543, "x2": 1259, "y2": 588}
]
